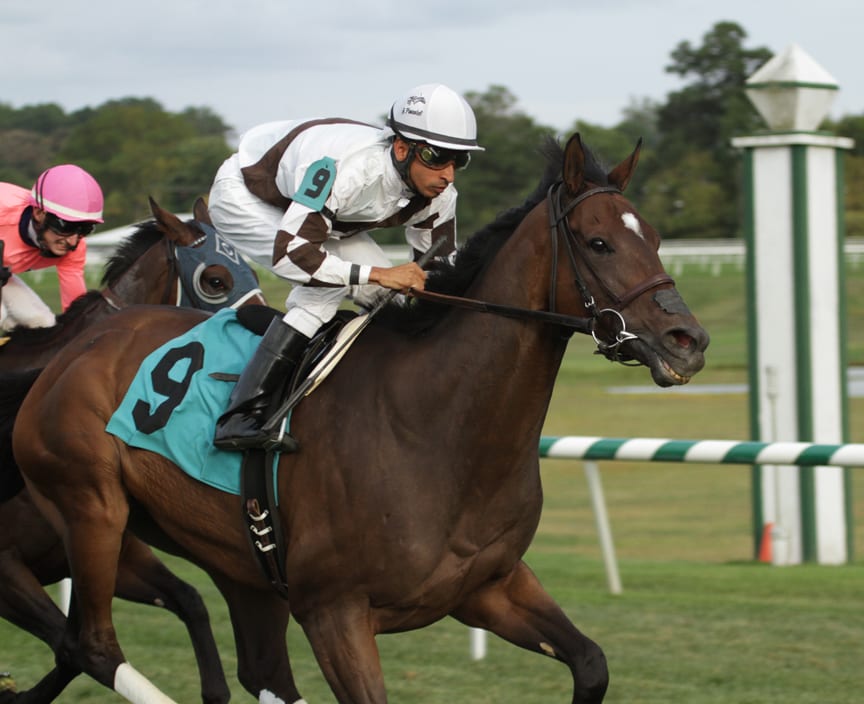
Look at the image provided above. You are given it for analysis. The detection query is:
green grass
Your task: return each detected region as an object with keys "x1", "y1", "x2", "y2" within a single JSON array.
[
  {"x1": 3, "y1": 557, "x2": 863, "y2": 703},
  {"x1": 3, "y1": 260, "x2": 863, "y2": 702}
]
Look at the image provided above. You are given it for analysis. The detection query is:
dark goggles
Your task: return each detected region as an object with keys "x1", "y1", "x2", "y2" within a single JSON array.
[
  {"x1": 415, "y1": 143, "x2": 471, "y2": 171},
  {"x1": 44, "y1": 212, "x2": 96, "y2": 237}
]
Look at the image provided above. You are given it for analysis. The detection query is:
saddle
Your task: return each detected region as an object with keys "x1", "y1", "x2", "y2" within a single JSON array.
[{"x1": 232, "y1": 305, "x2": 358, "y2": 598}]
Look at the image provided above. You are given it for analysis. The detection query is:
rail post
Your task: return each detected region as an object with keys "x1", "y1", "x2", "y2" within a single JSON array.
[{"x1": 732, "y1": 44, "x2": 855, "y2": 564}]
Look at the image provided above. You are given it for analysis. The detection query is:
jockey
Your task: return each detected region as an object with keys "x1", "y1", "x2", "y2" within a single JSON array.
[
  {"x1": 0, "y1": 164, "x2": 104, "y2": 331},
  {"x1": 209, "y1": 83, "x2": 483, "y2": 452}
]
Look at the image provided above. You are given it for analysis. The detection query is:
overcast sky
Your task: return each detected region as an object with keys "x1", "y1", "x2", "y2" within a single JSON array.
[{"x1": 5, "y1": 1, "x2": 863, "y2": 142}]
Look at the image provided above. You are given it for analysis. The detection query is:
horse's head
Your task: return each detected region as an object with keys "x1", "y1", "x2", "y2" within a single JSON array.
[
  {"x1": 551, "y1": 133, "x2": 708, "y2": 386},
  {"x1": 150, "y1": 197, "x2": 266, "y2": 310},
  {"x1": 101, "y1": 198, "x2": 266, "y2": 311}
]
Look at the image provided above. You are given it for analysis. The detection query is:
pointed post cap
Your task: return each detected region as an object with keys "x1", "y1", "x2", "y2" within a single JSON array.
[{"x1": 745, "y1": 44, "x2": 839, "y2": 131}]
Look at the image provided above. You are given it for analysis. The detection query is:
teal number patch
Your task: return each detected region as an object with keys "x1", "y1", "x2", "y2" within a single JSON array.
[{"x1": 293, "y1": 157, "x2": 337, "y2": 211}]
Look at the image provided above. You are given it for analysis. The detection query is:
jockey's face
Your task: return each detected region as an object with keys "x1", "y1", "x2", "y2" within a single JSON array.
[
  {"x1": 41, "y1": 227, "x2": 83, "y2": 255},
  {"x1": 392, "y1": 138, "x2": 457, "y2": 199},
  {"x1": 32, "y1": 208, "x2": 86, "y2": 255},
  {"x1": 409, "y1": 155, "x2": 455, "y2": 199}
]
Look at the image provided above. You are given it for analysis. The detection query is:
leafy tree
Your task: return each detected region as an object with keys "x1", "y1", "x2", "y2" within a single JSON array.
[
  {"x1": 0, "y1": 102, "x2": 67, "y2": 134},
  {"x1": 57, "y1": 98, "x2": 231, "y2": 223},
  {"x1": 651, "y1": 21, "x2": 772, "y2": 237},
  {"x1": 179, "y1": 107, "x2": 233, "y2": 138},
  {"x1": 639, "y1": 150, "x2": 728, "y2": 239},
  {"x1": 0, "y1": 129, "x2": 59, "y2": 184},
  {"x1": 458, "y1": 85, "x2": 554, "y2": 236},
  {"x1": 618, "y1": 98, "x2": 662, "y2": 148}
]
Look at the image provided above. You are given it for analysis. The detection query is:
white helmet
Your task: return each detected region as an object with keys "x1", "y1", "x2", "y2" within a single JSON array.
[{"x1": 388, "y1": 83, "x2": 484, "y2": 151}]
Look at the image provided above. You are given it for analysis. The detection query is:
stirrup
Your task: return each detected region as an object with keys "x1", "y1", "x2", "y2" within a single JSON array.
[
  {"x1": 214, "y1": 415, "x2": 299, "y2": 453},
  {"x1": 214, "y1": 432, "x2": 298, "y2": 453},
  {"x1": 261, "y1": 415, "x2": 299, "y2": 453},
  {"x1": 261, "y1": 432, "x2": 299, "y2": 454}
]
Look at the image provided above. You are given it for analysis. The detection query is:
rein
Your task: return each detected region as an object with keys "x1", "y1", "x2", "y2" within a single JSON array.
[
  {"x1": 408, "y1": 288, "x2": 592, "y2": 333},
  {"x1": 410, "y1": 182, "x2": 674, "y2": 363}
]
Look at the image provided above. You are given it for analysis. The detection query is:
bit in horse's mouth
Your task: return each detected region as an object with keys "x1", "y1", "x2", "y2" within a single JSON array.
[{"x1": 661, "y1": 358, "x2": 690, "y2": 384}]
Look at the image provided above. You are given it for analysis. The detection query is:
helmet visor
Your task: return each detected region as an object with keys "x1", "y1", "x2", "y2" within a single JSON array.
[{"x1": 415, "y1": 143, "x2": 471, "y2": 171}]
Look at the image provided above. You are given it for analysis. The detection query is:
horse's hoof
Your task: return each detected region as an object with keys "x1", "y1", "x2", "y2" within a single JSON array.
[{"x1": 0, "y1": 672, "x2": 16, "y2": 693}]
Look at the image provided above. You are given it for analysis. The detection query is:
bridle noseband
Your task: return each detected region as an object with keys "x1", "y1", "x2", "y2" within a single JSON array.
[
  {"x1": 547, "y1": 182, "x2": 673, "y2": 362},
  {"x1": 409, "y1": 181, "x2": 674, "y2": 364}
]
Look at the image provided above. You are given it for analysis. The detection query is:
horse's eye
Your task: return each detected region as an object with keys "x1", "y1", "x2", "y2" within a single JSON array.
[
  {"x1": 588, "y1": 238, "x2": 612, "y2": 254},
  {"x1": 206, "y1": 277, "x2": 227, "y2": 291}
]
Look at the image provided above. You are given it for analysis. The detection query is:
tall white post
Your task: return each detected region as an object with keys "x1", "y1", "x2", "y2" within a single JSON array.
[{"x1": 732, "y1": 44, "x2": 854, "y2": 564}]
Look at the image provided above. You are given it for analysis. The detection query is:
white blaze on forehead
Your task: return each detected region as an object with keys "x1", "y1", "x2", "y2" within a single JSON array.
[{"x1": 621, "y1": 212, "x2": 643, "y2": 239}]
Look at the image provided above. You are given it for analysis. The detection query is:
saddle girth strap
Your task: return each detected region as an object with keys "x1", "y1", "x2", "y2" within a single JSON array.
[{"x1": 240, "y1": 449, "x2": 291, "y2": 599}]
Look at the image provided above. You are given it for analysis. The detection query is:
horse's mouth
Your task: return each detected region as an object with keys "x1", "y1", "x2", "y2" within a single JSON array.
[
  {"x1": 614, "y1": 320, "x2": 709, "y2": 387},
  {"x1": 623, "y1": 338, "x2": 703, "y2": 387},
  {"x1": 659, "y1": 358, "x2": 691, "y2": 386}
]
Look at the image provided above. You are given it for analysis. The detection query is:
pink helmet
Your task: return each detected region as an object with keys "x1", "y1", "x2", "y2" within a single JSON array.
[{"x1": 30, "y1": 164, "x2": 104, "y2": 223}]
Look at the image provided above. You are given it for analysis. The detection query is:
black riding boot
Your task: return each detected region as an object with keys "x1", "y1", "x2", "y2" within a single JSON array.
[{"x1": 213, "y1": 318, "x2": 309, "y2": 452}]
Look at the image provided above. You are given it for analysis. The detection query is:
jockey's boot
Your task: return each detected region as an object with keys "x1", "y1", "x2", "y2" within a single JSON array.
[{"x1": 214, "y1": 318, "x2": 309, "y2": 452}]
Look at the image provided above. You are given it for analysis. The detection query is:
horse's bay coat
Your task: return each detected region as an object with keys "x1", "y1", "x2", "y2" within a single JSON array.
[{"x1": 11, "y1": 136, "x2": 708, "y2": 703}]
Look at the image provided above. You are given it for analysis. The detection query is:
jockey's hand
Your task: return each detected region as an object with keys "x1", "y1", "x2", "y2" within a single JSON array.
[
  {"x1": 369, "y1": 262, "x2": 427, "y2": 293},
  {"x1": 0, "y1": 265, "x2": 10, "y2": 287}
]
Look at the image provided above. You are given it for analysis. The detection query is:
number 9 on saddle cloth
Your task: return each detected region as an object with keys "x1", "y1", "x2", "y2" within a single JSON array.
[{"x1": 104, "y1": 306, "x2": 351, "y2": 493}]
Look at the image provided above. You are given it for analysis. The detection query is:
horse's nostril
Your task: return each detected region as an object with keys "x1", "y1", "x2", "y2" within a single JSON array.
[{"x1": 672, "y1": 331, "x2": 693, "y2": 349}]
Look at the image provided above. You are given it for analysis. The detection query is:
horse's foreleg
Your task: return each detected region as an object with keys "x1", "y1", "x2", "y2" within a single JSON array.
[
  {"x1": 212, "y1": 576, "x2": 305, "y2": 704},
  {"x1": 0, "y1": 664, "x2": 79, "y2": 704},
  {"x1": 50, "y1": 491, "x2": 178, "y2": 703},
  {"x1": 0, "y1": 549, "x2": 66, "y2": 650},
  {"x1": 115, "y1": 536, "x2": 230, "y2": 704},
  {"x1": 298, "y1": 601, "x2": 387, "y2": 704},
  {"x1": 0, "y1": 555, "x2": 79, "y2": 702},
  {"x1": 452, "y1": 560, "x2": 608, "y2": 704}
]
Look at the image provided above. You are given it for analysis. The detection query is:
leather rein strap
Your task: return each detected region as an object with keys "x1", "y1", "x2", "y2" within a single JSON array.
[
  {"x1": 409, "y1": 288, "x2": 592, "y2": 333},
  {"x1": 410, "y1": 182, "x2": 672, "y2": 338}
]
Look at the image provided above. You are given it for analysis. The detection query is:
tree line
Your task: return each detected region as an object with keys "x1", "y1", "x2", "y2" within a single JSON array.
[{"x1": 2, "y1": 21, "x2": 863, "y2": 241}]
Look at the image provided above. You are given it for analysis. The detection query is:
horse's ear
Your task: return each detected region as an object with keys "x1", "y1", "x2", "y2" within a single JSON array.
[
  {"x1": 193, "y1": 197, "x2": 214, "y2": 226},
  {"x1": 607, "y1": 138, "x2": 642, "y2": 192},
  {"x1": 561, "y1": 133, "x2": 586, "y2": 195},
  {"x1": 148, "y1": 196, "x2": 201, "y2": 246}
]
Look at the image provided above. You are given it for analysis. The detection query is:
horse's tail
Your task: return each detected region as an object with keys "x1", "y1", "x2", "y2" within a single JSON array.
[{"x1": 0, "y1": 368, "x2": 43, "y2": 502}]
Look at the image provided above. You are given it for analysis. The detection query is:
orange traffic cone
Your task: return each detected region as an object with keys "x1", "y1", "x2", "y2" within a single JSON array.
[{"x1": 758, "y1": 522, "x2": 773, "y2": 563}]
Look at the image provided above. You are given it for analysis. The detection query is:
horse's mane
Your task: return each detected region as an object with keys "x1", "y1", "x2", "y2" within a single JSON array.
[
  {"x1": 374, "y1": 136, "x2": 608, "y2": 334},
  {"x1": 100, "y1": 219, "x2": 163, "y2": 288},
  {"x1": 1, "y1": 291, "x2": 105, "y2": 347}
]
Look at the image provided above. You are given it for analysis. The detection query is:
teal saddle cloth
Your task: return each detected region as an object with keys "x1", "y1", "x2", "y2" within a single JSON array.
[{"x1": 106, "y1": 308, "x2": 278, "y2": 495}]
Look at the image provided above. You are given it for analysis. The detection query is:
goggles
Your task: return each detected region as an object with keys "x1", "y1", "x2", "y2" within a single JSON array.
[
  {"x1": 414, "y1": 143, "x2": 471, "y2": 171},
  {"x1": 44, "y1": 212, "x2": 96, "y2": 237}
]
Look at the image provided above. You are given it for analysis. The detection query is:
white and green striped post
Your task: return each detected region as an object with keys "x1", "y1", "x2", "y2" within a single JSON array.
[{"x1": 731, "y1": 45, "x2": 854, "y2": 564}]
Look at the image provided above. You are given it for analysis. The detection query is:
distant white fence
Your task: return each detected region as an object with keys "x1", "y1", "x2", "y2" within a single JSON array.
[
  {"x1": 657, "y1": 238, "x2": 864, "y2": 275},
  {"x1": 85, "y1": 234, "x2": 864, "y2": 273}
]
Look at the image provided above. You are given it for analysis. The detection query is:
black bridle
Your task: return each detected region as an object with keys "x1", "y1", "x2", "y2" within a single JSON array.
[
  {"x1": 547, "y1": 182, "x2": 674, "y2": 361},
  {"x1": 410, "y1": 181, "x2": 674, "y2": 364}
]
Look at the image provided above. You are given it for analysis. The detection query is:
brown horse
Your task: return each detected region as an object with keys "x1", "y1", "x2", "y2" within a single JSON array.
[
  {"x1": 0, "y1": 199, "x2": 266, "y2": 704},
  {"x1": 11, "y1": 134, "x2": 708, "y2": 703}
]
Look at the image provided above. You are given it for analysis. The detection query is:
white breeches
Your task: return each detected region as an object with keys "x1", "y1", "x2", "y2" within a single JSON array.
[
  {"x1": 282, "y1": 235, "x2": 393, "y2": 337},
  {"x1": 0, "y1": 275, "x2": 56, "y2": 332},
  {"x1": 209, "y1": 164, "x2": 394, "y2": 339}
]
